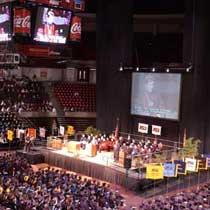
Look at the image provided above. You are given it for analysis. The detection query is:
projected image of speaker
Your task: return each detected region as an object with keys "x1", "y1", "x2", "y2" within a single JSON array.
[
  {"x1": 131, "y1": 73, "x2": 181, "y2": 120},
  {"x1": 124, "y1": 158, "x2": 132, "y2": 169}
]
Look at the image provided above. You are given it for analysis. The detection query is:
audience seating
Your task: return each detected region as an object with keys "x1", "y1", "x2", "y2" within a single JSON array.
[{"x1": 54, "y1": 82, "x2": 96, "y2": 112}]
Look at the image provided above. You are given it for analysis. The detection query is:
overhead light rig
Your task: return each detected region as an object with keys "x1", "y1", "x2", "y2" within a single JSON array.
[{"x1": 119, "y1": 64, "x2": 193, "y2": 73}]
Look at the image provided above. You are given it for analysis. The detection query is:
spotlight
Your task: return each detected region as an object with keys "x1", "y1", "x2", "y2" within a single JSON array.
[
  {"x1": 152, "y1": 67, "x2": 155, "y2": 72},
  {"x1": 119, "y1": 66, "x2": 123, "y2": 71},
  {"x1": 136, "y1": 67, "x2": 139, "y2": 71},
  {"x1": 166, "y1": 68, "x2": 170, "y2": 73},
  {"x1": 186, "y1": 65, "x2": 192, "y2": 72}
]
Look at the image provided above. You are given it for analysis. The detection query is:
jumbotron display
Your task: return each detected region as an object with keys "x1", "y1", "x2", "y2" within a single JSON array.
[
  {"x1": 34, "y1": 7, "x2": 72, "y2": 44},
  {"x1": 131, "y1": 73, "x2": 181, "y2": 120},
  {"x1": 0, "y1": 4, "x2": 11, "y2": 42}
]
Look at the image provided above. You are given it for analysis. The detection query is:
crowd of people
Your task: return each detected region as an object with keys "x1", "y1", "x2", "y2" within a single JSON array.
[
  {"x1": 0, "y1": 75, "x2": 55, "y2": 113},
  {"x1": 137, "y1": 183, "x2": 210, "y2": 210},
  {"x1": 0, "y1": 153, "x2": 125, "y2": 210},
  {"x1": 113, "y1": 136, "x2": 163, "y2": 163}
]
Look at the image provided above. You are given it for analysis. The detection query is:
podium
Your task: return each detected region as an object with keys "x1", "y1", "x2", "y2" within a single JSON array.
[
  {"x1": 52, "y1": 139, "x2": 62, "y2": 150},
  {"x1": 85, "y1": 143, "x2": 97, "y2": 157},
  {"x1": 119, "y1": 151, "x2": 126, "y2": 167},
  {"x1": 67, "y1": 141, "x2": 81, "y2": 153}
]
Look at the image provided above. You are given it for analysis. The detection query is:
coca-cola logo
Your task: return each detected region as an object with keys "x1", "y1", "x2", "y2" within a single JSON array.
[
  {"x1": 14, "y1": 15, "x2": 30, "y2": 28},
  {"x1": 71, "y1": 22, "x2": 81, "y2": 34}
]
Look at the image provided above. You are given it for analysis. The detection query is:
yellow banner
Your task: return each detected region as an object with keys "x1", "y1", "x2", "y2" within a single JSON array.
[
  {"x1": 146, "y1": 164, "x2": 164, "y2": 180},
  {"x1": 67, "y1": 125, "x2": 75, "y2": 135},
  {"x1": 7, "y1": 130, "x2": 13, "y2": 141}
]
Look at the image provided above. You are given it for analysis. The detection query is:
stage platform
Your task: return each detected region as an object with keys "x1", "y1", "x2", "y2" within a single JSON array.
[
  {"x1": 16, "y1": 149, "x2": 45, "y2": 164},
  {"x1": 41, "y1": 147, "x2": 144, "y2": 190}
]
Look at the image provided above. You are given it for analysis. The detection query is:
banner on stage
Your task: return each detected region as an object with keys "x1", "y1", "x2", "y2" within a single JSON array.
[
  {"x1": 28, "y1": 128, "x2": 36, "y2": 138},
  {"x1": 203, "y1": 154, "x2": 210, "y2": 167},
  {"x1": 152, "y1": 125, "x2": 162, "y2": 136},
  {"x1": 7, "y1": 130, "x2": 14, "y2": 141},
  {"x1": 39, "y1": 127, "x2": 46, "y2": 138},
  {"x1": 16, "y1": 129, "x2": 25, "y2": 139},
  {"x1": 198, "y1": 157, "x2": 208, "y2": 170},
  {"x1": 67, "y1": 125, "x2": 74, "y2": 135},
  {"x1": 174, "y1": 160, "x2": 187, "y2": 175},
  {"x1": 146, "y1": 164, "x2": 164, "y2": 180},
  {"x1": 185, "y1": 158, "x2": 198, "y2": 172},
  {"x1": 60, "y1": 126, "x2": 65, "y2": 136},
  {"x1": 163, "y1": 163, "x2": 177, "y2": 177},
  {"x1": 138, "y1": 123, "x2": 148, "y2": 134}
]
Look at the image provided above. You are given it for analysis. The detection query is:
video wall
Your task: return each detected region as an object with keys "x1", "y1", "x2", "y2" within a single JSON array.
[
  {"x1": 34, "y1": 7, "x2": 72, "y2": 44},
  {"x1": 0, "y1": 0, "x2": 83, "y2": 43},
  {"x1": 131, "y1": 73, "x2": 181, "y2": 120},
  {"x1": 0, "y1": 4, "x2": 11, "y2": 41}
]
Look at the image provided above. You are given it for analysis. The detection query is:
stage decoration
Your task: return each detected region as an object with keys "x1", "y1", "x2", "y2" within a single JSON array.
[
  {"x1": 138, "y1": 123, "x2": 148, "y2": 134},
  {"x1": 67, "y1": 125, "x2": 75, "y2": 136},
  {"x1": 146, "y1": 164, "x2": 164, "y2": 180},
  {"x1": 178, "y1": 137, "x2": 201, "y2": 159},
  {"x1": 163, "y1": 162, "x2": 178, "y2": 177},
  {"x1": 185, "y1": 158, "x2": 199, "y2": 172},
  {"x1": 28, "y1": 128, "x2": 36, "y2": 138},
  {"x1": 152, "y1": 125, "x2": 162, "y2": 136},
  {"x1": 59, "y1": 126, "x2": 65, "y2": 136},
  {"x1": 173, "y1": 160, "x2": 187, "y2": 175},
  {"x1": 203, "y1": 154, "x2": 210, "y2": 167},
  {"x1": 7, "y1": 130, "x2": 14, "y2": 141},
  {"x1": 39, "y1": 127, "x2": 46, "y2": 138},
  {"x1": 84, "y1": 126, "x2": 100, "y2": 136},
  {"x1": 197, "y1": 157, "x2": 208, "y2": 170}
]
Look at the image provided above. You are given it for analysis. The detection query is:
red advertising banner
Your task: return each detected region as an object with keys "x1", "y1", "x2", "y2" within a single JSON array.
[
  {"x1": 27, "y1": 0, "x2": 49, "y2": 4},
  {"x1": 40, "y1": 71, "x2": 48, "y2": 78},
  {"x1": 70, "y1": 16, "x2": 81, "y2": 41},
  {"x1": 61, "y1": 0, "x2": 74, "y2": 10},
  {"x1": 14, "y1": 8, "x2": 31, "y2": 35}
]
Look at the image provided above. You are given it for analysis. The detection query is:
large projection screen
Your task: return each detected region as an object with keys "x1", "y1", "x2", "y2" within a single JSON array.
[{"x1": 131, "y1": 73, "x2": 181, "y2": 120}]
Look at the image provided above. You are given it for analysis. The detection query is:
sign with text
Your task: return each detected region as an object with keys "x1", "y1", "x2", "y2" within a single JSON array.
[
  {"x1": 7, "y1": 130, "x2": 13, "y2": 141},
  {"x1": 59, "y1": 126, "x2": 65, "y2": 136},
  {"x1": 138, "y1": 123, "x2": 148, "y2": 134},
  {"x1": 152, "y1": 125, "x2": 162, "y2": 136},
  {"x1": 14, "y1": 8, "x2": 31, "y2": 35},
  {"x1": 70, "y1": 16, "x2": 81, "y2": 41},
  {"x1": 163, "y1": 163, "x2": 177, "y2": 177},
  {"x1": 28, "y1": 128, "x2": 36, "y2": 138},
  {"x1": 146, "y1": 164, "x2": 164, "y2": 180},
  {"x1": 185, "y1": 158, "x2": 198, "y2": 172}
]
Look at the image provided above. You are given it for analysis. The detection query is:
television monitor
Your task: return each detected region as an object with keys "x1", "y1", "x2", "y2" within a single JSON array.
[
  {"x1": 0, "y1": 4, "x2": 11, "y2": 42},
  {"x1": 33, "y1": 7, "x2": 72, "y2": 44},
  {"x1": 131, "y1": 73, "x2": 181, "y2": 120}
]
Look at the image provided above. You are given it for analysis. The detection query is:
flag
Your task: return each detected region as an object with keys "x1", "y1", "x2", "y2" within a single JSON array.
[
  {"x1": 183, "y1": 128, "x2": 186, "y2": 147},
  {"x1": 114, "y1": 118, "x2": 119, "y2": 142},
  {"x1": 146, "y1": 164, "x2": 164, "y2": 180}
]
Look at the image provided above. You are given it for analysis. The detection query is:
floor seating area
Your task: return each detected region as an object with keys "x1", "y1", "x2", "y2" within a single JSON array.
[{"x1": 54, "y1": 82, "x2": 96, "y2": 112}]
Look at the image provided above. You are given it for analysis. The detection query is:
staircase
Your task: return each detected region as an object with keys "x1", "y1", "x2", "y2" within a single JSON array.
[{"x1": 43, "y1": 82, "x2": 67, "y2": 128}]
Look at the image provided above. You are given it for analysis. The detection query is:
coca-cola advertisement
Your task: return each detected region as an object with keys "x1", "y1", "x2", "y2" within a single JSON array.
[
  {"x1": 0, "y1": 5, "x2": 11, "y2": 42},
  {"x1": 70, "y1": 16, "x2": 81, "y2": 41},
  {"x1": 14, "y1": 8, "x2": 31, "y2": 35},
  {"x1": 61, "y1": 0, "x2": 74, "y2": 10}
]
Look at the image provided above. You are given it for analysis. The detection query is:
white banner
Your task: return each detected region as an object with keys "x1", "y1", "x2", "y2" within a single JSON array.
[
  {"x1": 39, "y1": 127, "x2": 46, "y2": 138},
  {"x1": 16, "y1": 129, "x2": 25, "y2": 139},
  {"x1": 59, "y1": 126, "x2": 65, "y2": 136},
  {"x1": 152, "y1": 125, "x2": 162, "y2": 136},
  {"x1": 138, "y1": 123, "x2": 148, "y2": 134},
  {"x1": 185, "y1": 158, "x2": 197, "y2": 172}
]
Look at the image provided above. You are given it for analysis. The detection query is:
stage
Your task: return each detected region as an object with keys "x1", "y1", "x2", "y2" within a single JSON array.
[{"x1": 40, "y1": 147, "x2": 144, "y2": 190}]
